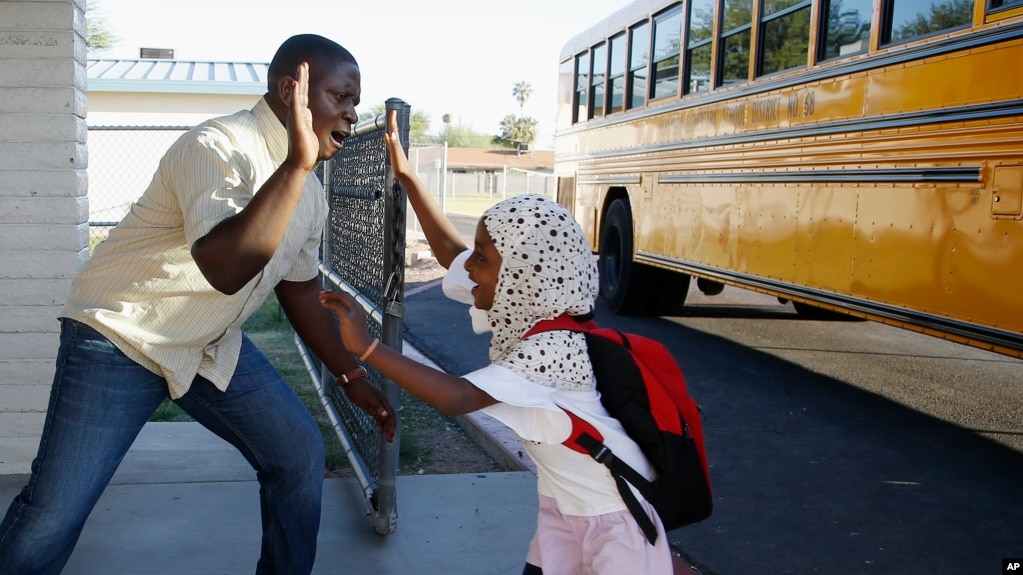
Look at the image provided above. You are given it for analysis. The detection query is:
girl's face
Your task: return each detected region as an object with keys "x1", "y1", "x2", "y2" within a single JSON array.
[{"x1": 465, "y1": 218, "x2": 502, "y2": 311}]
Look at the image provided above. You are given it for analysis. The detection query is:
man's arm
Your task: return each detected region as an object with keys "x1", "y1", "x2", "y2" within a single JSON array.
[
  {"x1": 320, "y1": 289, "x2": 497, "y2": 417},
  {"x1": 192, "y1": 63, "x2": 320, "y2": 295},
  {"x1": 275, "y1": 278, "x2": 397, "y2": 441}
]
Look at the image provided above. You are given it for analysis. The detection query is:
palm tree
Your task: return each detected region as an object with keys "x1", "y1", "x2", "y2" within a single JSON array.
[{"x1": 512, "y1": 81, "x2": 532, "y2": 119}]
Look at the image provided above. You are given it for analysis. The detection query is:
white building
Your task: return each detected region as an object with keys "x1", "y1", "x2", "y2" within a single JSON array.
[
  {"x1": 0, "y1": 13, "x2": 268, "y2": 473},
  {"x1": 87, "y1": 57, "x2": 267, "y2": 126}
]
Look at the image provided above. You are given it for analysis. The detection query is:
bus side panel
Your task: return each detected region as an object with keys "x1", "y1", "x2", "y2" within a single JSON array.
[
  {"x1": 649, "y1": 183, "x2": 738, "y2": 273},
  {"x1": 740, "y1": 184, "x2": 799, "y2": 282},
  {"x1": 852, "y1": 184, "x2": 957, "y2": 312},
  {"x1": 794, "y1": 184, "x2": 857, "y2": 292},
  {"x1": 947, "y1": 183, "x2": 1022, "y2": 333},
  {"x1": 863, "y1": 40, "x2": 1022, "y2": 119}
]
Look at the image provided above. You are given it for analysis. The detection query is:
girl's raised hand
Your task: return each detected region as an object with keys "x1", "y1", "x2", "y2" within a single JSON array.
[
  {"x1": 319, "y1": 290, "x2": 375, "y2": 357},
  {"x1": 383, "y1": 110, "x2": 414, "y2": 180}
]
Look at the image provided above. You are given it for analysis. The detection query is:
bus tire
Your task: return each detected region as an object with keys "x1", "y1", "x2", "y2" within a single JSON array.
[
  {"x1": 648, "y1": 267, "x2": 691, "y2": 316},
  {"x1": 696, "y1": 277, "x2": 725, "y2": 296},
  {"x1": 599, "y1": 199, "x2": 651, "y2": 314}
]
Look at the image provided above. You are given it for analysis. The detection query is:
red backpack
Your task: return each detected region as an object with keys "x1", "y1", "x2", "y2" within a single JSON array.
[{"x1": 524, "y1": 314, "x2": 713, "y2": 544}]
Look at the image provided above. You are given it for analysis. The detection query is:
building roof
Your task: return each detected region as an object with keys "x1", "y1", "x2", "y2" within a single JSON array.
[
  {"x1": 446, "y1": 148, "x2": 554, "y2": 173},
  {"x1": 87, "y1": 58, "x2": 268, "y2": 95}
]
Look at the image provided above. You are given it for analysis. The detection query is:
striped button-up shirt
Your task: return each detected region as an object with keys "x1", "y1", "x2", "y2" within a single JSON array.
[{"x1": 64, "y1": 97, "x2": 327, "y2": 399}]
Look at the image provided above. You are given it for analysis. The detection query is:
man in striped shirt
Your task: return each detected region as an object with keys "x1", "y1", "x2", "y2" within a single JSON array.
[{"x1": 0, "y1": 34, "x2": 395, "y2": 575}]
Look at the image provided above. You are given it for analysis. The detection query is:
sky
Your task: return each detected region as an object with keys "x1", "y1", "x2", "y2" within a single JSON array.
[{"x1": 90, "y1": 0, "x2": 631, "y2": 149}]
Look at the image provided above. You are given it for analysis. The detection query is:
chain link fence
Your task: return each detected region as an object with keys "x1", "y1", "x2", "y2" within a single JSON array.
[
  {"x1": 406, "y1": 144, "x2": 555, "y2": 229},
  {"x1": 85, "y1": 107, "x2": 410, "y2": 536},
  {"x1": 297, "y1": 101, "x2": 408, "y2": 536},
  {"x1": 85, "y1": 105, "x2": 554, "y2": 537},
  {"x1": 87, "y1": 126, "x2": 189, "y2": 243},
  {"x1": 87, "y1": 130, "x2": 554, "y2": 243}
]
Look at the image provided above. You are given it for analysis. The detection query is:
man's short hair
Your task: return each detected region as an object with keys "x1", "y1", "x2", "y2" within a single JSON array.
[{"x1": 267, "y1": 34, "x2": 357, "y2": 90}]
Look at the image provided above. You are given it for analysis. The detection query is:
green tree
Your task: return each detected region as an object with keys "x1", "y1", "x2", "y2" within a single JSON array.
[
  {"x1": 442, "y1": 123, "x2": 495, "y2": 148},
  {"x1": 496, "y1": 114, "x2": 538, "y2": 148},
  {"x1": 498, "y1": 82, "x2": 539, "y2": 146},
  {"x1": 361, "y1": 104, "x2": 431, "y2": 143},
  {"x1": 86, "y1": 1, "x2": 118, "y2": 53},
  {"x1": 512, "y1": 81, "x2": 532, "y2": 119}
]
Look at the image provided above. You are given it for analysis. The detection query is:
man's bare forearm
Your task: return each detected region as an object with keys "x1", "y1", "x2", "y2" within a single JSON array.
[{"x1": 191, "y1": 163, "x2": 309, "y2": 294}]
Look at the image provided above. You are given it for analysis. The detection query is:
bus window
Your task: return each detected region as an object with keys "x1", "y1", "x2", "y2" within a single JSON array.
[
  {"x1": 574, "y1": 51, "x2": 589, "y2": 124},
  {"x1": 819, "y1": 0, "x2": 873, "y2": 60},
  {"x1": 591, "y1": 42, "x2": 607, "y2": 119},
  {"x1": 628, "y1": 21, "x2": 651, "y2": 109},
  {"x1": 720, "y1": 0, "x2": 754, "y2": 86},
  {"x1": 882, "y1": 0, "x2": 972, "y2": 45},
  {"x1": 758, "y1": 0, "x2": 811, "y2": 76},
  {"x1": 686, "y1": 0, "x2": 715, "y2": 93},
  {"x1": 651, "y1": 5, "x2": 684, "y2": 100},
  {"x1": 608, "y1": 33, "x2": 627, "y2": 114},
  {"x1": 990, "y1": 0, "x2": 1023, "y2": 8}
]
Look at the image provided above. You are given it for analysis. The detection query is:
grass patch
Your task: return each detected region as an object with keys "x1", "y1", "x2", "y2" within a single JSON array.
[
  {"x1": 145, "y1": 292, "x2": 439, "y2": 476},
  {"x1": 146, "y1": 293, "x2": 349, "y2": 472}
]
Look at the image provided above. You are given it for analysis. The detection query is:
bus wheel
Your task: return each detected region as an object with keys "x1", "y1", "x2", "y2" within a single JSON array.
[
  {"x1": 696, "y1": 277, "x2": 725, "y2": 296},
  {"x1": 648, "y1": 267, "x2": 691, "y2": 316},
  {"x1": 599, "y1": 199, "x2": 651, "y2": 314}
]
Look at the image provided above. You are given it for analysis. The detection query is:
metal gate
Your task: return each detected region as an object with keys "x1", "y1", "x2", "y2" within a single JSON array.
[{"x1": 294, "y1": 98, "x2": 409, "y2": 535}]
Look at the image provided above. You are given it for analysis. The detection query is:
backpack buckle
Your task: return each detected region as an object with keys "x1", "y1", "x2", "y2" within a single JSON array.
[{"x1": 592, "y1": 445, "x2": 614, "y2": 465}]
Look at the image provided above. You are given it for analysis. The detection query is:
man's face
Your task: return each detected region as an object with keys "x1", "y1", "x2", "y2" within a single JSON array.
[{"x1": 307, "y1": 60, "x2": 361, "y2": 161}]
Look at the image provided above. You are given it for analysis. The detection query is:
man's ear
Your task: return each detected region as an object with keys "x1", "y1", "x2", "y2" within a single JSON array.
[{"x1": 277, "y1": 75, "x2": 295, "y2": 103}]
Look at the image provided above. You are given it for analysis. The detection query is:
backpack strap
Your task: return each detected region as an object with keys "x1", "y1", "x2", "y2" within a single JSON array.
[
  {"x1": 523, "y1": 314, "x2": 598, "y2": 338},
  {"x1": 561, "y1": 409, "x2": 660, "y2": 545}
]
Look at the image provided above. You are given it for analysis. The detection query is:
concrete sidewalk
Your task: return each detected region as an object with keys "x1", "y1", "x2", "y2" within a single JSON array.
[
  {"x1": 0, "y1": 336, "x2": 541, "y2": 574},
  {"x1": 0, "y1": 422, "x2": 538, "y2": 575}
]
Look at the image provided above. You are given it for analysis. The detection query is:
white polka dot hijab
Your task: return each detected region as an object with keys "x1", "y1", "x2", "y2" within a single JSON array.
[{"x1": 482, "y1": 194, "x2": 599, "y2": 391}]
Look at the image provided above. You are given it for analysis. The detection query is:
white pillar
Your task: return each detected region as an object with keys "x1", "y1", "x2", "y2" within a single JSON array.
[{"x1": 0, "y1": 0, "x2": 88, "y2": 474}]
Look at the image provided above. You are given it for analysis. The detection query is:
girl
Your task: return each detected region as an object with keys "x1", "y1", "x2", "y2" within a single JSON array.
[{"x1": 319, "y1": 114, "x2": 673, "y2": 574}]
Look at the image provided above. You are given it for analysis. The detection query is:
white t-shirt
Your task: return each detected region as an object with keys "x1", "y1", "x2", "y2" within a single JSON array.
[
  {"x1": 464, "y1": 364, "x2": 654, "y2": 516},
  {"x1": 445, "y1": 246, "x2": 655, "y2": 516}
]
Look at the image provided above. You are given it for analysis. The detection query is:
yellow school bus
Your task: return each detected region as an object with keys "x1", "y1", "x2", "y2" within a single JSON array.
[{"x1": 554, "y1": 0, "x2": 1023, "y2": 358}]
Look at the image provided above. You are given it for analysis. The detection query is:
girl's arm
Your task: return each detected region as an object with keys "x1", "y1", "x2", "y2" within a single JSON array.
[
  {"x1": 320, "y1": 290, "x2": 496, "y2": 416},
  {"x1": 385, "y1": 110, "x2": 469, "y2": 269}
]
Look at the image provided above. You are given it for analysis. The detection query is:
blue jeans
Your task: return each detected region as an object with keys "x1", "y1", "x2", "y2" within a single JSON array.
[{"x1": 0, "y1": 319, "x2": 325, "y2": 575}]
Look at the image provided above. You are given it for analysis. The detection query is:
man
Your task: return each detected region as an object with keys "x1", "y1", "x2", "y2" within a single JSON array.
[{"x1": 0, "y1": 34, "x2": 395, "y2": 575}]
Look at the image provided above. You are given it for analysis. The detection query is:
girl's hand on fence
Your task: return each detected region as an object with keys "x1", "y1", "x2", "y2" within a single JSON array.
[
  {"x1": 383, "y1": 110, "x2": 414, "y2": 181},
  {"x1": 319, "y1": 290, "x2": 374, "y2": 355}
]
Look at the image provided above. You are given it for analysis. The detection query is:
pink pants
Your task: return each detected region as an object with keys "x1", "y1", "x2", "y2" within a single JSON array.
[{"x1": 524, "y1": 493, "x2": 673, "y2": 574}]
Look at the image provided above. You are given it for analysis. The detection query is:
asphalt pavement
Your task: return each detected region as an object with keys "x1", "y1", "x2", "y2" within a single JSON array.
[
  {"x1": 402, "y1": 274, "x2": 1023, "y2": 575},
  {"x1": 4, "y1": 221, "x2": 1020, "y2": 574}
]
